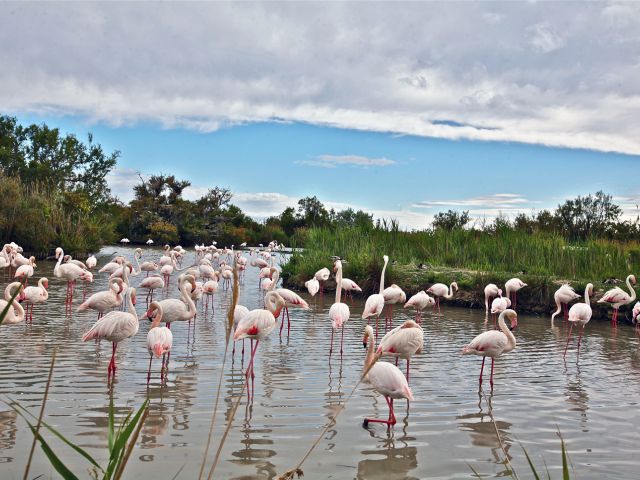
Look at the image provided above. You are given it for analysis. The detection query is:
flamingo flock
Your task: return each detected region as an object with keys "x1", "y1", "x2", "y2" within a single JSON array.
[{"x1": 2, "y1": 238, "x2": 639, "y2": 433}]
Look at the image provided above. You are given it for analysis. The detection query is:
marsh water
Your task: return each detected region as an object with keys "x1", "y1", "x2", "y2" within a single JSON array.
[{"x1": 1, "y1": 247, "x2": 640, "y2": 479}]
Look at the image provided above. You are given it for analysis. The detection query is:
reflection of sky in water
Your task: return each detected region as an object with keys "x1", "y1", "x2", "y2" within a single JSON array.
[{"x1": 0, "y1": 246, "x2": 640, "y2": 479}]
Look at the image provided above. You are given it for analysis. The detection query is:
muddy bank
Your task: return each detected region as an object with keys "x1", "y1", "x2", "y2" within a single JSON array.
[{"x1": 283, "y1": 263, "x2": 634, "y2": 323}]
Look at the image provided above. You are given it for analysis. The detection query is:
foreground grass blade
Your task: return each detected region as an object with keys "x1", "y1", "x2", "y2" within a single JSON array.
[
  {"x1": 108, "y1": 395, "x2": 115, "y2": 454},
  {"x1": 24, "y1": 422, "x2": 80, "y2": 480},
  {"x1": 0, "y1": 280, "x2": 24, "y2": 326},
  {"x1": 520, "y1": 443, "x2": 542, "y2": 480}
]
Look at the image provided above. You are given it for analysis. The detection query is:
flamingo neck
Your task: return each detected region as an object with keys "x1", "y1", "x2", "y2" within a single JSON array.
[
  {"x1": 150, "y1": 306, "x2": 164, "y2": 328},
  {"x1": 551, "y1": 297, "x2": 562, "y2": 321},
  {"x1": 335, "y1": 262, "x2": 343, "y2": 304},
  {"x1": 126, "y1": 290, "x2": 136, "y2": 317},
  {"x1": 270, "y1": 269, "x2": 280, "y2": 291},
  {"x1": 54, "y1": 249, "x2": 64, "y2": 276},
  {"x1": 264, "y1": 291, "x2": 283, "y2": 316},
  {"x1": 379, "y1": 257, "x2": 389, "y2": 294},
  {"x1": 181, "y1": 282, "x2": 196, "y2": 316},
  {"x1": 626, "y1": 275, "x2": 636, "y2": 302},
  {"x1": 497, "y1": 312, "x2": 516, "y2": 352},
  {"x1": 364, "y1": 331, "x2": 377, "y2": 371}
]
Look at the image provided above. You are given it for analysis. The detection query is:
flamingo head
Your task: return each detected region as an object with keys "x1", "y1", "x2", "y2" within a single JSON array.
[
  {"x1": 631, "y1": 275, "x2": 637, "y2": 286},
  {"x1": 55, "y1": 247, "x2": 63, "y2": 259},
  {"x1": 362, "y1": 325, "x2": 373, "y2": 348},
  {"x1": 506, "y1": 309, "x2": 518, "y2": 330},
  {"x1": 143, "y1": 301, "x2": 160, "y2": 322},
  {"x1": 451, "y1": 282, "x2": 459, "y2": 291},
  {"x1": 42, "y1": 278, "x2": 49, "y2": 289},
  {"x1": 130, "y1": 288, "x2": 137, "y2": 306}
]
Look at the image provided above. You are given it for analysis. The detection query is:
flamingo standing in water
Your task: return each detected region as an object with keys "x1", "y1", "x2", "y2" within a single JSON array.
[
  {"x1": 78, "y1": 278, "x2": 125, "y2": 320},
  {"x1": 265, "y1": 269, "x2": 309, "y2": 336},
  {"x1": 54, "y1": 247, "x2": 90, "y2": 311},
  {"x1": 86, "y1": 254, "x2": 97, "y2": 270},
  {"x1": 341, "y1": 278, "x2": 362, "y2": 303},
  {"x1": 462, "y1": 309, "x2": 518, "y2": 389},
  {"x1": 234, "y1": 291, "x2": 285, "y2": 401},
  {"x1": 0, "y1": 282, "x2": 25, "y2": 325},
  {"x1": 375, "y1": 320, "x2": 424, "y2": 382},
  {"x1": 362, "y1": 255, "x2": 389, "y2": 340},
  {"x1": 361, "y1": 324, "x2": 413, "y2": 428},
  {"x1": 314, "y1": 267, "x2": 330, "y2": 299},
  {"x1": 382, "y1": 284, "x2": 406, "y2": 332},
  {"x1": 490, "y1": 295, "x2": 511, "y2": 326},
  {"x1": 328, "y1": 258, "x2": 350, "y2": 358},
  {"x1": 305, "y1": 278, "x2": 320, "y2": 297},
  {"x1": 484, "y1": 284, "x2": 501, "y2": 312},
  {"x1": 404, "y1": 291, "x2": 435, "y2": 323},
  {"x1": 427, "y1": 282, "x2": 458, "y2": 313},
  {"x1": 143, "y1": 302, "x2": 174, "y2": 384},
  {"x1": 81, "y1": 288, "x2": 138, "y2": 383},
  {"x1": 551, "y1": 284, "x2": 581, "y2": 323},
  {"x1": 597, "y1": 274, "x2": 637, "y2": 325},
  {"x1": 14, "y1": 256, "x2": 36, "y2": 285},
  {"x1": 23, "y1": 277, "x2": 49, "y2": 323},
  {"x1": 139, "y1": 275, "x2": 165, "y2": 304},
  {"x1": 505, "y1": 278, "x2": 527, "y2": 309},
  {"x1": 564, "y1": 283, "x2": 593, "y2": 360}
]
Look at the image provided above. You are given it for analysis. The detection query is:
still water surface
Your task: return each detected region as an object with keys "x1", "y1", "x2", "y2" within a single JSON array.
[{"x1": 1, "y1": 247, "x2": 640, "y2": 479}]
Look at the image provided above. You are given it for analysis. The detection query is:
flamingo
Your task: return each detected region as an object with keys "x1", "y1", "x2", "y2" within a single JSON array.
[
  {"x1": 362, "y1": 255, "x2": 389, "y2": 340},
  {"x1": 375, "y1": 320, "x2": 424, "y2": 382},
  {"x1": 404, "y1": 291, "x2": 435, "y2": 323},
  {"x1": 314, "y1": 267, "x2": 331, "y2": 298},
  {"x1": 462, "y1": 309, "x2": 518, "y2": 389},
  {"x1": 99, "y1": 256, "x2": 124, "y2": 274},
  {"x1": 14, "y1": 256, "x2": 36, "y2": 285},
  {"x1": 597, "y1": 274, "x2": 637, "y2": 325},
  {"x1": 505, "y1": 278, "x2": 527, "y2": 309},
  {"x1": 551, "y1": 284, "x2": 581, "y2": 323},
  {"x1": 78, "y1": 278, "x2": 125, "y2": 319},
  {"x1": 564, "y1": 283, "x2": 593, "y2": 359},
  {"x1": 220, "y1": 265, "x2": 233, "y2": 290},
  {"x1": 328, "y1": 258, "x2": 350, "y2": 358},
  {"x1": 382, "y1": 284, "x2": 406, "y2": 331},
  {"x1": 305, "y1": 278, "x2": 320, "y2": 297},
  {"x1": 234, "y1": 291, "x2": 285, "y2": 401},
  {"x1": 86, "y1": 255, "x2": 97, "y2": 270},
  {"x1": 633, "y1": 302, "x2": 640, "y2": 331},
  {"x1": 484, "y1": 284, "x2": 501, "y2": 312},
  {"x1": 139, "y1": 275, "x2": 165, "y2": 304},
  {"x1": 54, "y1": 247, "x2": 90, "y2": 310},
  {"x1": 23, "y1": 277, "x2": 49, "y2": 323},
  {"x1": 158, "y1": 245, "x2": 172, "y2": 266},
  {"x1": 265, "y1": 269, "x2": 309, "y2": 336},
  {"x1": 143, "y1": 302, "x2": 174, "y2": 383},
  {"x1": 202, "y1": 277, "x2": 219, "y2": 313},
  {"x1": 426, "y1": 282, "x2": 458, "y2": 313},
  {"x1": 152, "y1": 275, "x2": 197, "y2": 328},
  {"x1": 233, "y1": 304, "x2": 250, "y2": 358},
  {"x1": 82, "y1": 288, "x2": 138, "y2": 383},
  {"x1": 341, "y1": 278, "x2": 362, "y2": 303},
  {"x1": 0, "y1": 282, "x2": 25, "y2": 325},
  {"x1": 361, "y1": 324, "x2": 413, "y2": 428}
]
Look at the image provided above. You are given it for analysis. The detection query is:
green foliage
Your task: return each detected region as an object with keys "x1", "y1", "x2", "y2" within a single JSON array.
[{"x1": 432, "y1": 209, "x2": 470, "y2": 230}]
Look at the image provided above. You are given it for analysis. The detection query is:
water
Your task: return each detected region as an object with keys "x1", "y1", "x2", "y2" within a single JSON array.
[{"x1": 1, "y1": 246, "x2": 640, "y2": 479}]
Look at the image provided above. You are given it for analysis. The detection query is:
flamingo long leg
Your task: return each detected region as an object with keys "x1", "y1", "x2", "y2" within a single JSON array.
[
  {"x1": 478, "y1": 357, "x2": 486, "y2": 387},
  {"x1": 576, "y1": 326, "x2": 584, "y2": 358},
  {"x1": 489, "y1": 358, "x2": 495, "y2": 389},
  {"x1": 147, "y1": 355, "x2": 153, "y2": 384},
  {"x1": 564, "y1": 323, "x2": 574, "y2": 358}
]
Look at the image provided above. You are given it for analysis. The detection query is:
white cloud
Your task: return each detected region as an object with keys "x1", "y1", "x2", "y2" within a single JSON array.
[
  {"x1": 106, "y1": 168, "x2": 139, "y2": 202},
  {"x1": 296, "y1": 154, "x2": 397, "y2": 168},
  {"x1": 0, "y1": 3, "x2": 640, "y2": 154},
  {"x1": 413, "y1": 193, "x2": 533, "y2": 209}
]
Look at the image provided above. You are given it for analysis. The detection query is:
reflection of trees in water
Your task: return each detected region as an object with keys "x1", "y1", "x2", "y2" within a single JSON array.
[
  {"x1": 457, "y1": 396, "x2": 513, "y2": 476},
  {"x1": 0, "y1": 410, "x2": 17, "y2": 454},
  {"x1": 564, "y1": 365, "x2": 589, "y2": 431}
]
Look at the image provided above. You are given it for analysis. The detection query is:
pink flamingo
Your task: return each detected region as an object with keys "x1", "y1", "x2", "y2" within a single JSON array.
[
  {"x1": 78, "y1": 278, "x2": 125, "y2": 320},
  {"x1": 14, "y1": 256, "x2": 36, "y2": 285},
  {"x1": 427, "y1": 282, "x2": 458, "y2": 313},
  {"x1": 234, "y1": 291, "x2": 285, "y2": 401},
  {"x1": 0, "y1": 282, "x2": 25, "y2": 325},
  {"x1": 54, "y1": 247, "x2": 90, "y2": 311},
  {"x1": 551, "y1": 284, "x2": 581, "y2": 323},
  {"x1": 314, "y1": 267, "x2": 330, "y2": 299},
  {"x1": 505, "y1": 278, "x2": 527, "y2": 309},
  {"x1": 375, "y1": 320, "x2": 424, "y2": 382},
  {"x1": 305, "y1": 278, "x2": 320, "y2": 297},
  {"x1": 382, "y1": 284, "x2": 406, "y2": 331},
  {"x1": 232, "y1": 304, "x2": 250, "y2": 359},
  {"x1": 633, "y1": 302, "x2": 640, "y2": 332},
  {"x1": 265, "y1": 269, "x2": 309, "y2": 336},
  {"x1": 81, "y1": 288, "x2": 138, "y2": 383},
  {"x1": 202, "y1": 277, "x2": 219, "y2": 314},
  {"x1": 597, "y1": 274, "x2": 636, "y2": 325},
  {"x1": 328, "y1": 258, "x2": 350, "y2": 358},
  {"x1": 86, "y1": 255, "x2": 97, "y2": 270},
  {"x1": 484, "y1": 283, "x2": 501, "y2": 313},
  {"x1": 139, "y1": 275, "x2": 165, "y2": 304},
  {"x1": 404, "y1": 291, "x2": 434, "y2": 323},
  {"x1": 144, "y1": 302, "x2": 174, "y2": 383},
  {"x1": 362, "y1": 324, "x2": 413, "y2": 427},
  {"x1": 99, "y1": 256, "x2": 124, "y2": 274},
  {"x1": 462, "y1": 309, "x2": 518, "y2": 389},
  {"x1": 362, "y1": 255, "x2": 389, "y2": 340},
  {"x1": 23, "y1": 277, "x2": 49, "y2": 323},
  {"x1": 341, "y1": 278, "x2": 362, "y2": 303},
  {"x1": 564, "y1": 283, "x2": 593, "y2": 359},
  {"x1": 490, "y1": 295, "x2": 511, "y2": 327}
]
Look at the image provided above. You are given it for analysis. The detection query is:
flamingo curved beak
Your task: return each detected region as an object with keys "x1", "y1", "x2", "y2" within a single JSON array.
[{"x1": 510, "y1": 318, "x2": 518, "y2": 330}]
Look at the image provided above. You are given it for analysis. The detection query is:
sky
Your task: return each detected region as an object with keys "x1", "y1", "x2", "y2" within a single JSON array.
[{"x1": 2, "y1": 1, "x2": 640, "y2": 229}]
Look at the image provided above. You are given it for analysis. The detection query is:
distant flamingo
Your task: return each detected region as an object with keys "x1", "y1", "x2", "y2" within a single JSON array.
[
  {"x1": 78, "y1": 278, "x2": 125, "y2": 320},
  {"x1": 86, "y1": 255, "x2": 97, "y2": 270},
  {"x1": 202, "y1": 277, "x2": 219, "y2": 313},
  {"x1": 564, "y1": 283, "x2": 593, "y2": 360},
  {"x1": 462, "y1": 309, "x2": 518, "y2": 389},
  {"x1": 54, "y1": 247, "x2": 90, "y2": 310},
  {"x1": 23, "y1": 277, "x2": 49, "y2": 323},
  {"x1": 597, "y1": 274, "x2": 636, "y2": 325},
  {"x1": 375, "y1": 320, "x2": 424, "y2": 382},
  {"x1": 362, "y1": 255, "x2": 389, "y2": 340},
  {"x1": 490, "y1": 295, "x2": 511, "y2": 326},
  {"x1": 404, "y1": 291, "x2": 435, "y2": 323},
  {"x1": 233, "y1": 304, "x2": 250, "y2": 359},
  {"x1": 341, "y1": 278, "x2": 362, "y2": 303},
  {"x1": 427, "y1": 282, "x2": 458, "y2": 313},
  {"x1": 505, "y1": 278, "x2": 527, "y2": 309},
  {"x1": 314, "y1": 267, "x2": 330, "y2": 298},
  {"x1": 0, "y1": 282, "x2": 25, "y2": 325},
  {"x1": 305, "y1": 278, "x2": 320, "y2": 297},
  {"x1": 139, "y1": 275, "x2": 165, "y2": 304},
  {"x1": 329, "y1": 258, "x2": 350, "y2": 358},
  {"x1": 266, "y1": 269, "x2": 309, "y2": 336},
  {"x1": 143, "y1": 302, "x2": 174, "y2": 384},
  {"x1": 362, "y1": 324, "x2": 413, "y2": 428},
  {"x1": 81, "y1": 288, "x2": 138, "y2": 383},
  {"x1": 484, "y1": 284, "x2": 501, "y2": 312},
  {"x1": 551, "y1": 284, "x2": 581, "y2": 323},
  {"x1": 234, "y1": 291, "x2": 285, "y2": 401},
  {"x1": 382, "y1": 284, "x2": 406, "y2": 331},
  {"x1": 153, "y1": 275, "x2": 197, "y2": 328},
  {"x1": 99, "y1": 256, "x2": 124, "y2": 274}
]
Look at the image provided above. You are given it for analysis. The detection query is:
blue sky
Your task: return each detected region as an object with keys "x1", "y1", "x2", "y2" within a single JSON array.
[{"x1": 3, "y1": 3, "x2": 640, "y2": 228}]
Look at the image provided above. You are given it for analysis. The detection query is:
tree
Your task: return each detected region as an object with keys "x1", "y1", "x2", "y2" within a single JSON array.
[
  {"x1": 297, "y1": 196, "x2": 329, "y2": 227},
  {"x1": 432, "y1": 210, "x2": 470, "y2": 231},
  {"x1": 554, "y1": 191, "x2": 621, "y2": 240}
]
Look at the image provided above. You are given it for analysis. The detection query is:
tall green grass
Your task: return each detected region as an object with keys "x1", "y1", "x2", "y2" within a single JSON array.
[{"x1": 284, "y1": 225, "x2": 640, "y2": 289}]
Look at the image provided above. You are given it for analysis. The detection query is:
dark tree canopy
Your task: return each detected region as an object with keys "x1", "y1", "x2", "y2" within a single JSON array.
[{"x1": 432, "y1": 209, "x2": 470, "y2": 231}]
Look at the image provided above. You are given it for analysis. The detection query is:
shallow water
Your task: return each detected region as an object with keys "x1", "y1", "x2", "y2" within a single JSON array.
[{"x1": 1, "y1": 247, "x2": 640, "y2": 479}]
